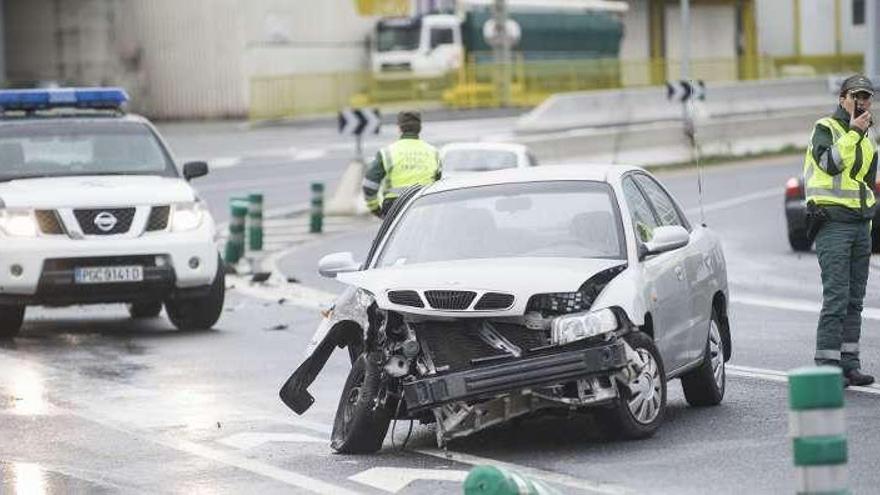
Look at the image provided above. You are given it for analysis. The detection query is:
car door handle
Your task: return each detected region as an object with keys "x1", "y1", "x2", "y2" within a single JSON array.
[{"x1": 674, "y1": 266, "x2": 685, "y2": 281}]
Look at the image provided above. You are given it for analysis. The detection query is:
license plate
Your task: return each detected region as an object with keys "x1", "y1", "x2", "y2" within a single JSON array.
[{"x1": 74, "y1": 265, "x2": 144, "y2": 284}]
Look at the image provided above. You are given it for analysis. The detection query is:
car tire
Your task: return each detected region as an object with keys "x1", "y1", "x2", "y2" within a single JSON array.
[
  {"x1": 165, "y1": 258, "x2": 225, "y2": 330},
  {"x1": 0, "y1": 305, "x2": 25, "y2": 338},
  {"x1": 681, "y1": 309, "x2": 726, "y2": 407},
  {"x1": 128, "y1": 301, "x2": 163, "y2": 319},
  {"x1": 600, "y1": 331, "x2": 667, "y2": 439},
  {"x1": 788, "y1": 229, "x2": 812, "y2": 252},
  {"x1": 330, "y1": 353, "x2": 392, "y2": 454}
]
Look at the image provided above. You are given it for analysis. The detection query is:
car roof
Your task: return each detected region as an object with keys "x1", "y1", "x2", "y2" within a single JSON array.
[
  {"x1": 440, "y1": 142, "x2": 530, "y2": 154},
  {"x1": 425, "y1": 164, "x2": 644, "y2": 194},
  {"x1": 0, "y1": 113, "x2": 152, "y2": 127}
]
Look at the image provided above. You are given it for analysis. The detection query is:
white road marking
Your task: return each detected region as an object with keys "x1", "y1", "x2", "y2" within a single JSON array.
[
  {"x1": 684, "y1": 186, "x2": 779, "y2": 216},
  {"x1": 0, "y1": 352, "x2": 361, "y2": 495},
  {"x1": 413, "y1": 448, "x2": 634, "y2": 495},
  {"x1": 348, "y1": 467, "x2": 469, "y2": 493},
  {"x1": 731, "y1": 294, "x2": 880, "y2": 321},
  {"x1": 218, "y1": 432, "x2": 326, "y2": 449},
  {"x1": 728, "y1": 365, "x2": 880, "y2": 395},
  {"x1": 295, "y1": 149, "x2": 329, "y2": 161},
  {"x1": 227, "y1": 274, "x2": 334, "y2": 310},
  {"x1": 210, "y1": 156, "x2": 243, "y2": 169}
]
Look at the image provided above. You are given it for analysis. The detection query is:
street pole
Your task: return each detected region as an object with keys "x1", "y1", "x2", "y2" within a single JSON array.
[
  {"x1": 867, "y1": 0, "x2": 880, "y2": 83},
  {"x1": 493, "y1": 0, "x2": 511, "y2": 106}
]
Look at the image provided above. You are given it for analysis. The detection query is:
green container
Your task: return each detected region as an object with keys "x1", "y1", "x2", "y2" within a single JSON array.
[{"x1": 463, "y1": 465, "x2": 560, "y2": 495}]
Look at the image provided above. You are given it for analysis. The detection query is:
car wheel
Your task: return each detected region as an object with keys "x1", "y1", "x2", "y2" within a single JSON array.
[
  {"x1": 681, "y1": 309, "x2": 726, "y2": 407},
  {"x1": 600, "y1": 331, "x2": 667, "y2": 439},
  {"x1": 165, "y1": 258, "x2": 225, "y2": 330},
  {"x1": 128, "y1": 301, "x2": 163, "y2": 319},
  {"x1": 788, "y1": 229, "x2": 812, "y2": 252},
  {"x1": 0, "y1": 305, "x2": 25, "y2": 338},
  {"x1": 330, "y1": 353, "x2": 392, "y2": 454}
]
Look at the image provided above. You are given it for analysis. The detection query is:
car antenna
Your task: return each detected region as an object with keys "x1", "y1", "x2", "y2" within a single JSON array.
[{"x1": 685, "y1": 103, "x2": 707, "y2": 227}]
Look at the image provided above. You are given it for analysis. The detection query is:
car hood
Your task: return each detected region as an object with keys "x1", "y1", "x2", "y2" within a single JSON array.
[
  {"x1": 0, "y1": 175, "x2": 195, "y2": 209},
  {"x1": 338, "y1": 257, "x2": 627, "y2": 317}
]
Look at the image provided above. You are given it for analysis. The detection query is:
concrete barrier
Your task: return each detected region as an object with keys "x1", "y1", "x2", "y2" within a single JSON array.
[
  {"x1": 516, "y1": 77, "x2": 835, "y2": 135},
  {"x1": 516, "y1": 106, "x2": 828, "y2": 167}
]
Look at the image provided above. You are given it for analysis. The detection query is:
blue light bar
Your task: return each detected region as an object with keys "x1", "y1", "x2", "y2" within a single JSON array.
[{"x1": 0, "y1": 87, "x2": 129, "y2": 111}]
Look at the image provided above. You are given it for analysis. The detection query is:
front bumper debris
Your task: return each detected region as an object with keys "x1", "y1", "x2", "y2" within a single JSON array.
[{"x1": 402, "y1": 340, "x2": 627, "y2": 411}]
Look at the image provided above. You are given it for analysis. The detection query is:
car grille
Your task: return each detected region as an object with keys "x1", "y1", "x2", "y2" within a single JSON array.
[
  {"x1": 75, "y1": 208, "x2": 135, "y2": 235},
  {"x1": 424, "y1": 290, "x2": 477, "y2": 310},
  {"x1": 474, "y1": 292, "x2": 515, "y2": 310},
  {"x1": 388, "y1": 290, "x2": 424, "y2": 308},
  {"x1": 146, "y1": 206, "x2": 170, "y2": 232},
  {"x1": 43, "y1": 255, "x2": 162, "y2": 271},
  {"x1": 35, "y1": 209, "x2": 65, "y2": 235},
  {"x1": 414, "y1": 321, "x2": 549, "y2": 372}
]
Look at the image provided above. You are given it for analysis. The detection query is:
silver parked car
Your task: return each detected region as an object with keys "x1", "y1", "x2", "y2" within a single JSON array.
[
  {"x1": 439, "y1": 142, "x2": 537, "y2": 176},
  {"x1": 280, "y1": 165, "x2": 731, "y2": 453}
]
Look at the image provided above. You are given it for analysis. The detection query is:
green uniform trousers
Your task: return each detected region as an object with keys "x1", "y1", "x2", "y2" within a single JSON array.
[{"x1": 814, "y1": 219, "x2": 872, "y2": 371}]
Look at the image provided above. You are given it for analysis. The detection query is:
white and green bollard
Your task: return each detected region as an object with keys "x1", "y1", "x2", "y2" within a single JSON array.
[
  {"x1": 224, "y1": 199, "x2": 248, "y2": 266},
  {"x1": 788, "y1": 366, "x2": 848, "y2": 495},
  {"x1": 247, "y1": 193, "x2": 263, "y2": 252},
  {"x1": 463, "y1": 465, "x2": 560, "y2": 495}
]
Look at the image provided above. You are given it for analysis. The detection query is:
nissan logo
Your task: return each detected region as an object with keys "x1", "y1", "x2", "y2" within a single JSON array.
[{"x1": 94, "y1": 211, "x2": 118, "y2": 232}]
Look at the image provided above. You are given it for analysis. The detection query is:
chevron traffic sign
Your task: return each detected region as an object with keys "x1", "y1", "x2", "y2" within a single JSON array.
[
  {"x1": 666, "y1": 80, "x2": 706, "y2": 102},
  {"x1": 338, "y1": 108, "x2": 381, "y2": 136}
]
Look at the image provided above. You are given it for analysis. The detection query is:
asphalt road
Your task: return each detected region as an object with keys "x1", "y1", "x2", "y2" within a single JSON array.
[{"x1": 4, "y1": 121, "x2": 880, "y2": 494}]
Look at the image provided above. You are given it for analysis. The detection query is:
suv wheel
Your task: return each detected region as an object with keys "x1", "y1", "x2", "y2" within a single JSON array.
[
  {"x1": 681, "y1": 308, "x2": 726, "y2": 406},
  {"x1": 165, "y1": 258, "x2": 225, "y2": 330},
  {"x1": 600, "y1": 331, "x2": 667, "y2": 439},
  {"x1": 0, "y1": 305, "x2": 25, "y2": 338},
  {"x1": 128, "y1": 301, "x2": 163, "y2": 319}
]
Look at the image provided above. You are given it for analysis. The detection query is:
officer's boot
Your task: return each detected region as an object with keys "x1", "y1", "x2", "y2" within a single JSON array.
[{"x1": 844, "y1": 369, "x2": 875, "y2": 386}]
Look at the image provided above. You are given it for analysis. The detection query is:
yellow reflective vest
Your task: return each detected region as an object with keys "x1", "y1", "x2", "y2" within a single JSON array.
[
  {"x1": 378, "y1": 138, "x2": 441, "y2": 200},
  {"x1": 803, "y1": 117, "x2": 876, "y2": 211}
]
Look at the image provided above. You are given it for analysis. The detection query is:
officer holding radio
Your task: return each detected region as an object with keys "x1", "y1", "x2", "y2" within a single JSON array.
[{"x1": 804, "y1": 74, "x2": 878, "y2": 386}]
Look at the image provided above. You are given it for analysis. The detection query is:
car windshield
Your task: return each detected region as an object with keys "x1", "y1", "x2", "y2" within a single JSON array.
[
  {"x1": 377, "y1": 24, "x2": 421, "y2": 52},
  {"x1": 376, "y1": 181, "x2": 626, "y2": 267},
  {"x1": 442, "y1": 149, "x2": 519, "y2": 172},
  {"x1": 0, "y1": 121, "x2": 175, "y2": 182}
]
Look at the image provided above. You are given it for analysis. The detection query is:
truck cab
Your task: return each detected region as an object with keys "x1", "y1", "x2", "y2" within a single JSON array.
[{"x1": 372, "y1": 15, "x2": 463, "y2": 78}]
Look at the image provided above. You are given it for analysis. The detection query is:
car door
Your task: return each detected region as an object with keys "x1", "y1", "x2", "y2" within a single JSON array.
[
  {"x1": 621, "y1": 176, "x2": 692, "y2": 372},
  {"x1": 632, "y1": 173, "x2": 709, "y2": 364}
]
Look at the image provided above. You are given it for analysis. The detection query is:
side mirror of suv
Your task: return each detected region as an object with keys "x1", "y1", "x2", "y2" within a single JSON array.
[{"x1": 183, "y1": 161, "x2": 209, "y2": 181}]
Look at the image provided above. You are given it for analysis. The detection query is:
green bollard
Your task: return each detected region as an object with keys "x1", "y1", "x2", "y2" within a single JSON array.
[
  {"x1": 788, "y1": 366, "x2": 849, "y2": 495},
  {"x1": 247, "y1": 193, "x2": 264, "y2": 251},
  {"x1": 463, "y1": 465, "x2": 561, "y2": 495},
  {"x1": 224, "y1": 200, "x2": 248, "y2": 265},
  {"x1": 310, "y1": 182, "x2": 324, "y2": 234}
]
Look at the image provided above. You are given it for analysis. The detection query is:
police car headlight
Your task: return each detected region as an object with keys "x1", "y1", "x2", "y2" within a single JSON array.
[
  {"x1": 0, "y1": 209, "x2": 38, "y2": 237},
  {"x1": 551, "y1": 308, "x2": 618, "y2": 345},
  {"x1": 170, "y1": 202, "x2": 204, "y2": 232}
]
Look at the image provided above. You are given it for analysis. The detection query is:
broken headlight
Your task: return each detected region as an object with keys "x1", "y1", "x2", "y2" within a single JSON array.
[{"x1": 550, "y1": 308, "x2": 618, "y2": 345}]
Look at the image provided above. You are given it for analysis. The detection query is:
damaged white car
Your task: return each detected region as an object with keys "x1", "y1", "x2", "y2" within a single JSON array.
[{"x1": 280, "y1": 165, "x2": 731, "y2": 453}]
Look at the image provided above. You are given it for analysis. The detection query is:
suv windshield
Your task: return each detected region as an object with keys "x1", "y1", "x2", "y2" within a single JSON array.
[
  {"x1": 377, "y1": 24, "x2": 421, "y2": 52},
  {"x1": 376, "y1": 181, "x2": 626, "y2": 267},
  {"x1": 0, "y1": 121, "x2": 175, "y2": 182}
]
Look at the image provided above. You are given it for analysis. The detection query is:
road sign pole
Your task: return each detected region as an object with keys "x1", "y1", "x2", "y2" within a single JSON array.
[{"x1": 493, "y1": 0, "x2": 511, "y2": 107}]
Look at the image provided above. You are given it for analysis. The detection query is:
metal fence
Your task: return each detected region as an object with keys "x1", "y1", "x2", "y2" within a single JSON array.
[{"x1": 248, "y1": 53, "x2": 863, "y2": 120}]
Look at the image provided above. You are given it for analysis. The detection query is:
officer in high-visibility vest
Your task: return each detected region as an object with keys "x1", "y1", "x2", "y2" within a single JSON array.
[
  {"x1": 805, "y1": 74, "x2": 877, "y2": 386},
  {"x1": 362, "y1": 111, "x2": 441, "y2": 218}
]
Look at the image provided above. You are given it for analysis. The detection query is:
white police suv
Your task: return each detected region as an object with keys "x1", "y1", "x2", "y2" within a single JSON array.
[{"x1": 0, "y1": 88, "x2": 223, "y2": 337}]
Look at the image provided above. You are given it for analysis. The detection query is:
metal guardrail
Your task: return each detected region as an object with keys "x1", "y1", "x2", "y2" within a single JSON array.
[{"x1": 248, "y1": 54, "x2": 862, "y2": 120}]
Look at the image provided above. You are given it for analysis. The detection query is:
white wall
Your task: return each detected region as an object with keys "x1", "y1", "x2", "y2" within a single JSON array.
[
  {"x1": 755, "y1": 0, "x2": 794, "y2": 55},
  {"x1": 841, "y1": 0, "x2": 868, "y2": 53},
  {"x1": 664, "y1": 4, "x2": 737, "y2": 81}
]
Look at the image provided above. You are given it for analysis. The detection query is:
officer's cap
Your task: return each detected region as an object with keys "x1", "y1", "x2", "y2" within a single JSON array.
[
  {"x1": 397, "y1": 111, "x2": 421, "y2": 133},
  {"x1": 840, "y1": 74, "x2": 875, "y2": 97}
]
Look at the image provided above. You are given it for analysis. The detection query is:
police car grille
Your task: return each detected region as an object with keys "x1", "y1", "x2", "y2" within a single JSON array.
[
  {"x1": 35, "y1": 210, "x2": 65, "y2": 235},
  {"x1": 75, "y1": 208, "x2": 136, "y2": 235},
  {"x1": 424, "y1": 290, "x2": 476, "y2": 310},
  {"x1": 146, "y1": 206, "x2": 170, "y2": 232}
]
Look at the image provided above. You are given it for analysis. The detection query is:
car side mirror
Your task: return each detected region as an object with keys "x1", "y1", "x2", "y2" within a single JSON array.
[
  {"x1": 318, "y1": 252, "x2": 361, "y2": 278},
  {"x1": 640, "y1": 225, "x2": 690, "y2": 259},
  {"x1": 183, "y1": 161, "x2": 209, "y2": 181}
]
